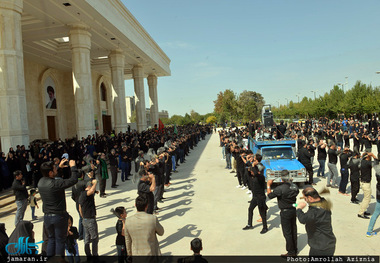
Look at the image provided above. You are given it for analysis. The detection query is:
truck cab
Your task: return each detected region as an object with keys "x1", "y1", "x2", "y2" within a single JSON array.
[{"x1": 249, "y1": 138, "x2": 307, "y2": 183}]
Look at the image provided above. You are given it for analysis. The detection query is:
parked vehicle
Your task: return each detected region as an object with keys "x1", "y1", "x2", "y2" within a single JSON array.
[{"x1": 249, "y1": 138, "x2": 307, "y2": 184}]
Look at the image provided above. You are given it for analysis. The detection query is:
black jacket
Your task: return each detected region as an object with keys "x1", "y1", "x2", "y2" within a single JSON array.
[
  {"x1": 298, "y1": 147, "x2": 312, "y2": 166},
  {"x1": 296, "y1": 198, "x2": 336, "y2": 251},
  {"x1": 11, "y1": 179, "x2": 28, "y2": 201},
  {"x1": 38, "y1": 166, "x2": 78, "y2": 214},
  {"x1": 268, "y1": 183, "x2": 299, "y2": 209}
]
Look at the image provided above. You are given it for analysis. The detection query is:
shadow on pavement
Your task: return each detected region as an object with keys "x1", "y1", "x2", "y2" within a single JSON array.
[
  {"x1": 159, "y1": 199, "x2": 192, "y2": 213},
  {"x1": 297, "y1": 233, "x2": 308, "y2": 253},
  {"x1": 158, "y1": 207, "x2": 192, "y2": 222},
  {"x1": 159, "y1": 224, "x2": 202, "y2": 249}
]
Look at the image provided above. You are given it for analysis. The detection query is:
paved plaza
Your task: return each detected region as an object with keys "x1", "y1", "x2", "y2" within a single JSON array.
[{"x1": 1, "y1": 132, "x2": 380, "y2": 256}]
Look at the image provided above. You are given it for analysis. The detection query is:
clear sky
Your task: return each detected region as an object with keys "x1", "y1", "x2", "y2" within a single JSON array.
[{"x1": 122, "y1": 0, "x2": 380, "y2": 116}]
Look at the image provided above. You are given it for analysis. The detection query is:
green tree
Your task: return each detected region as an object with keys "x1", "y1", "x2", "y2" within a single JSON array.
[
  {"x1": 237, "y1": 90, "x2": 264, "y2": 121},
  {"x1": 190, "y1": 110, "x2": 202, "y2": 124},
  {"x1": 206, "y1": 115, "x2": 217, "y2": 124},
  {"x1": 160, "y1": 117, "x2": 171, "y2": 125},
  {"x1": 170, "y1": 115, "x2": 183, "y2": 125},
  {"x1": 213, "y1": 89, "x2": 237, "y2": 120}
]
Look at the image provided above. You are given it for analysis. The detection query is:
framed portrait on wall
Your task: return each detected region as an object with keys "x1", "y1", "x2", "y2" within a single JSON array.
[{"x1": 45, "y1": 77, "x2": 57, "y2": 109}]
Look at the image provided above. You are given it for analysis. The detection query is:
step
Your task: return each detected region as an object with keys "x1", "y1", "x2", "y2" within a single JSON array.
[{"x1": 0, "y1": 193, "x2": 41, "y2": 219}]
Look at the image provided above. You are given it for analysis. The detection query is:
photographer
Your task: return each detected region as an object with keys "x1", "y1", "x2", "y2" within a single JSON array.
[{"x1": 267, "y1": 170, "x2": 299, "y2": 257}]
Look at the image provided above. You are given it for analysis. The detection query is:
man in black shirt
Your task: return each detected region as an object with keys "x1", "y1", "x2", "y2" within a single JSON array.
[
  {"x1": 267, "y1": 170, "x2": 299, "y2": 256},
  {"x1": 317, "y1": 140, "x2": 327, "y2": 178},
  {"x1": 327, "y1": 144, "x2": 341, "y2": 188},
  {"x1": 296, "y1": 187, "x2": 336, "y2": 256},
  {"x1": 109, "y1": 149, "x2": 119, "y2": 188},
  {"x1": 358, "y1": 152, "x2": 378, "y2": 219},
  {"x1": 79, "y1": 179, "x2": 99, "y2": 258},
  {"x1": 362, "y1": 133, "x2": 375, "y2": 153},
  {"x1": 137, "y1": 170, "x2": 156, "y2": 214},
  {"x1": 338, "y1": 147, "x2": 352, "y2": 195},
  {"x1": 235, "y1": 147, "x2": 245, "y2": 189},
  {"x1": 298, "y1": 141, "x2": 314, "y2": 185},
  {"x1": 38, "y1": 159, "x2": 78, "y2": 257},
  {"x1": 242, "y1": 154, "x2": 268, "y2": 234},
  {"x1": 276, "y1": 120, "x2": 287, "y2": 140},
  {"x1": 225, "y1": 139, "x2": 232, "y2": 169},
  {"x1": 71, "y1": 167, "x2": 88, "y2": 241},
  {"x1": 348, "y1": 151, "x2": 361, "y2": 204},
  {"x1": 120, "y1": 146, "x2": 131, "y2": 181},
  {"x1": 353, "y1": 132, "x2": 361, "y2": 153},
  {"x1": 12, "y1": 170, "x2": 28, "y2": 226}
]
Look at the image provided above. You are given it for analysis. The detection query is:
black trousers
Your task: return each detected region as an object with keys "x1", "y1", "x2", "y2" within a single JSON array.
[
  {"x1": 165, "y1": 164, "x2": 171, "y2": 184},
  {"x1": 248, "y1": 195, "x2": 267, "y2": 229},
  {"x1": 241, "y1": 168, "x2": 248, "y2": 187},
  {"x1": 97, "y1": 175, "x2": 106, "y2": 195},
  {"x1": 236, "y1": 168, "x2": 244, "y2": 186},
  {"x1": 350, "y1": 177, "x2": 360, "y2": 201},
  {"x1": 309, "y1": 247, "x2": 335, "y2": 256},
  {"x1": 110, "y1": 165, "x2": 118, "y2": 187},
  {"x1": 303, "y1": 163, "x2": 313, "y2": 184},
  {"x1": 280, "y1": 209, "x2": 298, "y2": 254}
]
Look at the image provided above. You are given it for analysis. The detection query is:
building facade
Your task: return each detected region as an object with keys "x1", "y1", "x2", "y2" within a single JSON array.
[
  {"x1": 0, "y1": 0, "x2": 171, "y2": 152},
  {"x1": 126, "y1": 96, "x2": 169, "y2": 128}
]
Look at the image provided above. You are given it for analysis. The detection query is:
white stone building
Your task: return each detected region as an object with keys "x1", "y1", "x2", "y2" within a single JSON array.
[
  {"x1": 125, "y1": 96, "x2": 169, "y2": 128},
  {"x1": 0, "y1": 0, "x2": 171, "y2": 152}
]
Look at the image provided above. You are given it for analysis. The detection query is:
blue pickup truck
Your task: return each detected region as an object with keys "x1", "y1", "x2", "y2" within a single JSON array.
[{"x1": 248, "y1": 138, "x2": 307, "y2": 184}]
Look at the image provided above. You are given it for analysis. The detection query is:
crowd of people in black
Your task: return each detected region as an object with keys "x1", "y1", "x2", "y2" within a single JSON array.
[
  {"x1": 0, "y1": 124, "x2": 212, "y2": 262},
  {"x1": 217, "y1": 115, "x2": 380, "y2": 256}
]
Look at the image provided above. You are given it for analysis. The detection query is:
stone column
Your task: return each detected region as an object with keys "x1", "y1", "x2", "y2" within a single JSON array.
[
  {"x1": 147, "y1": 75, "x2": 159, "y2": 128},
  {"x1": 69, "y1": 23, "x2": 95, "y2": 139},
  {"x1": 109, "y1": 49, "x2": 127, "y2": 133},
  {"x1": 0, "y1": 0, "x2": 29, "y2": 152},
  {"x1": 132, "y1": 65, "x2": 147, "y2": 132}
]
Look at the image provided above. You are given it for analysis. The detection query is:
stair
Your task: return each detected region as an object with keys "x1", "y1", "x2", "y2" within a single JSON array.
[{"x1": 0, "y1": 187, "x2": 41, "y2": 218}]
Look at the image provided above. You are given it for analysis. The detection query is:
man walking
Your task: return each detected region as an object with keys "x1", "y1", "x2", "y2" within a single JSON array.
[
  {"x1": 125, "y1": 195, "x2": 164, "y2": 256},
  {"x1": 267, "y1": 170, "x2": 299, "y2": 256},
  {"x1": 12, "y1": 170, "x2": 29, "y2": 226}
]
